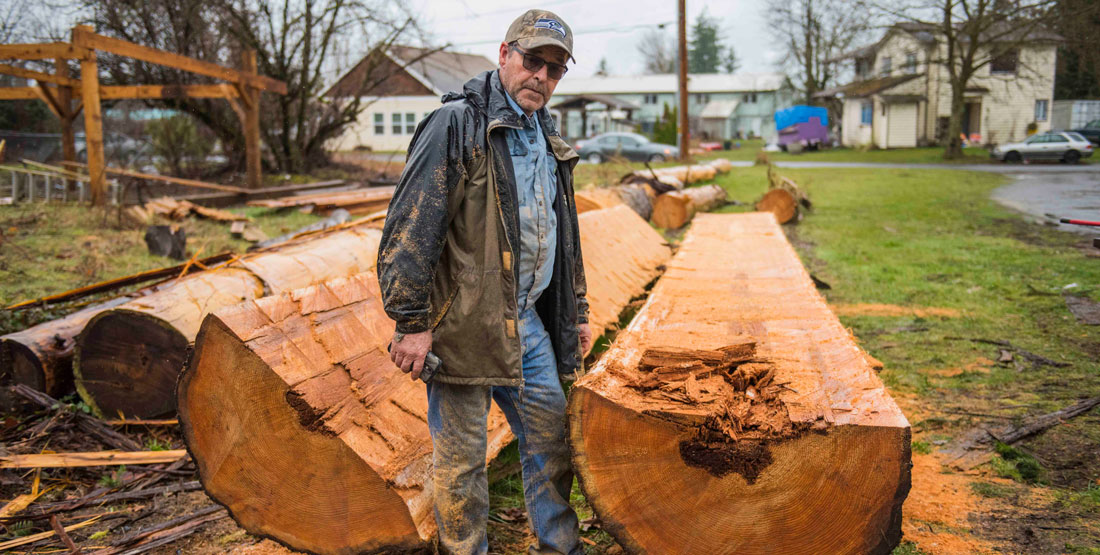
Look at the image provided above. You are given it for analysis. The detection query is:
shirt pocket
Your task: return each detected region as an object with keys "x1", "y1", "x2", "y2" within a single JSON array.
[{"x1": 509, "y1": 136, "x2": 529, "y2": 157}]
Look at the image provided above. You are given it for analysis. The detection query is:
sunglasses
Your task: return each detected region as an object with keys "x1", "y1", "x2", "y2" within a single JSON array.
[{"x1": 509, "y1": 43, "x2": 568, "y2": 80}]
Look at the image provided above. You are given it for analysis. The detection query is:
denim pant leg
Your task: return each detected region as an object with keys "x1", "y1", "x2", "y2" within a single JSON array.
[
  {"x1": 492, "y1": 310, "x2": 582, "y2": 555},
  {"x1": 427, "y1": 380, "x2": 492, "y2": 555}
]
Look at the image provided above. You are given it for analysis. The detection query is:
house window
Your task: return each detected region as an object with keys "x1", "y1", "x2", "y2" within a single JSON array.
[
  {"x1": 373, "y1": 113, "x2": 384, "y2": 135},
  {"x1": 643, "y1": 94, "x2": 658, "y2": 104},
  {"x1": 856, "y1": 58, "x2": 872, "y2": 78},
  {"x1": 904, "y1": 52, "x2": 917, "y2": 73},
  {"x1": 742, "y1": 92, "x2": 757, "y2": 103},
  {"x1": 405, "y1": 112, "x2": 416, "y2": 134},
  {"x1": 991, "y1": 49, "x2": 1018, "y2": 74},
  {"x1": 881, "y1": 56, "x2": 892, "y2": 76},
  {"x1": 693, "y1": 93, "x2": 710, "y2": 103},
  {"x1": 392, "y1": 113, "x2": 402, "y2": 134},
  {"x1": 1035, "y1": 99, "x2": 1049, "y2": 122},
  {"x1": 861, "y1": 102, "x2": 873, "y2": 125}
]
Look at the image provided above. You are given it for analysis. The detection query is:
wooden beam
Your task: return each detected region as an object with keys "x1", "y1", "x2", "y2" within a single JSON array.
[
  {"x1": 100, "y1": 83, "x2": 239, "y2": 100},
  {"x1": 241, "y1": 50, "x2": 262, "y2": 189},
  {"x1": 57, "y1": 58, "x2": 77, "y2": 180},
  {"x1": 0, "y1": 42, "x2": 88, "y2": 61},
  {"x1": 33, "y1": 83, "x2": 65, "y2": 119},
  {"x1": 0, "y1": 164, "x2": 89, "y2": 181},
  {"x1": 0, "y1": 450, "x2": 187, "y2": 469},
  {"x1": 0, "y1": 87, "x2": 39, "y2": 100},
  {"x1": 0, "y1": 62, "x2": 81, "y2": 87},
  {"x1": 64, "y1": 161, "x2": 249, "y2": 193},
  {"x1": 73, "y1": 26, "x2": 287, "y2": 94},
  {"x1": 225, "y1": 94, "x2": 246, "y2": 125},
  {"x1": 74, "y1": 31, "x2": 107, "y2": 205}
]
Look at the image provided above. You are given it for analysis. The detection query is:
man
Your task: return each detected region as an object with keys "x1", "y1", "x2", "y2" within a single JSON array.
[{"x1": 377, "y1": 9, "x2": 591, "y2": 555}]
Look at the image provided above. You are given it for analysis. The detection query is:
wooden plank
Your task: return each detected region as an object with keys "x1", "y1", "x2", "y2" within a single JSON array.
[
  {"x1": 106, "y1": 419, "x2": 179, "y2": 426},
  {"x1": 100, "y1": 84, "x2": 239, "y2": 100},
  {"x1": 0, "y1": 87, "x2": 39, "y2": 100},
  {"x1": 0, "y1": 450, "x2": 187, "y2": 469},
  {"x1": 0, "y1": 515, "x2": 101, "y2": 551},
  {"x1": 0, "y1": 42, "x2": 88, "y2": 61},
  {"x1": 57, "y1": 58, "x2": 77, "y2": 179},
  {"x1": 74, "y1": 29, "x2": 107, "y2": 205},
  {"x1": 74, "y1": 26, "x2": 287, "y2": 94},
  {"x1": 20, "y1": 158, "x2": 85, "y2": 180},
  {"x1": 0, "y1": 62, "x2": 81, "y2": 87},
  {"x1": 5, "y1": 251, "x2": 235, "y2": 310},
  {"x1": 64, "y1": 161, "x2": 249, "y2": 193},
  {"x1": 240, "y1": 50, "x2": 262, "y2": 189},
  {"x1": 0, "y1": 164, "x2": 89, "y2": 181},
  {"x1": 31, "y1": 83, "x2": 63, "y2": 119}
]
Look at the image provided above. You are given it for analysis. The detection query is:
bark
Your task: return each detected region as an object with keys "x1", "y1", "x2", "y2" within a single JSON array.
[
  {"x1": 178, "y1": 205, "x2": 670, "y2": 554},
  {"x1": 575, "y1": 185, "x2": 656, "y2": 221},
  {"x1": 651, "y1": 185, "x2": 728, "y2": 229},
  {"x1": 74, "y1": 227, "x2": 383, "y2": 418},
  {"x1": 568, "y1": 213, "x2": 910, "y2": 555}
]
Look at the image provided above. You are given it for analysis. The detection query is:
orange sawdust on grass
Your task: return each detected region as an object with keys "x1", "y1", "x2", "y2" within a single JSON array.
[
  {"x1": 923, "y1": 356, "x2": 997, "y2": 377},
  {"x1": 903, "y1": 452, "x2": 998, "y2": 554},
  {"x1": 832, "y1": 303, "x2": 962, "y2": 318}
]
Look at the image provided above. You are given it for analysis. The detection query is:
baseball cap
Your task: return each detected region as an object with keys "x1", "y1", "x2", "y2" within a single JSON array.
[{"x1": 505, "y1": 9, "x2": 575, "y2": 63}]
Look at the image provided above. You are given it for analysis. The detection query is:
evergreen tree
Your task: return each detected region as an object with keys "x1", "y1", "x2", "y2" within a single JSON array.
[
  {"x1": 652, "y1": 103, "x2": 678, "y2": 145},
  {"x1": 689, "y1": 9, "x2": 722, "y2": 73}
]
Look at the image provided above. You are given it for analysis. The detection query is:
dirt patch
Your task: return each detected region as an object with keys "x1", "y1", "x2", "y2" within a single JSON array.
[
  {"x1": 924, "y1": 357, "x2": 997, "y2": 378},
  {"x1": 901, "y1": 452, "x2": 999, "y2": 554},
  {"x1": 832, "y1": 303, "x2": 962, "y2": 319}
]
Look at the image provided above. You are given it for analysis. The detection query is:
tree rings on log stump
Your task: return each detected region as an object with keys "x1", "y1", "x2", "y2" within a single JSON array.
[
  {"x1": 755, "y1": 188, "x2": 798, "y2": 224},
  {"x1": 568, "y1": 213, "x2": 910, "y2": 554}
]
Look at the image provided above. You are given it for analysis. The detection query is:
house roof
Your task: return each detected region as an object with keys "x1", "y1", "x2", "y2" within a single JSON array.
[
  {"x1": 549, "y1": 93, "x2": 640, "y2": 111},
  {"x1": 553, "y1": 72, "x2": 787, "y2": 96},
  {"x1": 827, "y1": 21, "x2": 1061, "y2": 62},
  {"x1": 387, "y1": 46, "x2": 497, "y2": 96},
  {"x1": 814, "y1": 73, "x2": 923, "y2": 98},
  {"x1": 700, "y1": 99, "x2": 740, "y2": 119}
]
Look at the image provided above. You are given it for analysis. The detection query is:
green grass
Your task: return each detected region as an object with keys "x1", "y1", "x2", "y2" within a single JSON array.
[
  {"x1": 0, "y1": 204, "x2": 319, "y2": 335},
  {"x1": 911, "y1": 440, "x2": 933, "y2": 455},
  {"x1": 970, "y1": 481, "x2": 1018, "y2": 498}
]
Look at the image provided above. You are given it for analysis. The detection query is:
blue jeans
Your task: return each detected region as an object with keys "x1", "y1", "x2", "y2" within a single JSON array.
[{"x1": 426, "y1": 308, "x2": 581, "y2": 555}]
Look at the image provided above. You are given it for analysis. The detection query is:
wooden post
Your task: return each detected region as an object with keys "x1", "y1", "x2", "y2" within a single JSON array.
[
  {"x1": 73, "y1": 26, "x2": 106, "y2": 205},
  {"x1": 677, "y1": 0, "x2": 690, "y2": 162},
  {"x1": 240, "y1": 50, "x2": 262, "y2": 189},
  {"x1": 56, "y1": 58, "x2": 76, "y2": 194}
]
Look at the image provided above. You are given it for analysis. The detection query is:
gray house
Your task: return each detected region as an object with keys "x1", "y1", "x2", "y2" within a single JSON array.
[{"x1": 550, "y1": 72, "x2": 795, "y2": 142}]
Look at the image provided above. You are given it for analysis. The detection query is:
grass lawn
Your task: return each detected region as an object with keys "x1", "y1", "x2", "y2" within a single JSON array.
[
  {"x1": 485, "y1": 165, "x2": 1100, "y2": 554},
  {"x1": 0, "y1": 204, "x2": 319, "y2": 335}
]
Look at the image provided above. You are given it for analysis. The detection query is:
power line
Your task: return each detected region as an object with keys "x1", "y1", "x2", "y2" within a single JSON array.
[{"x1": 447, "y1": 20, "x2": 673, "y2": 48}]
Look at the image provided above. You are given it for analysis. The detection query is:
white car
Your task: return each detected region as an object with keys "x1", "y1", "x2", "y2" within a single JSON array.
[{"x1": 991, "y1": 131, "x2": 1094, "y2": 164}]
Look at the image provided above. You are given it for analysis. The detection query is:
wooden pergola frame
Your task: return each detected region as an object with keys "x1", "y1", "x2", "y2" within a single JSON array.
[{"x1": 0, "y1": 25, "x2": 287, "y2": 205}]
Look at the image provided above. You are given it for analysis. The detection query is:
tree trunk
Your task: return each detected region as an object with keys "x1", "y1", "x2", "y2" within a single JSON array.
[
  {"x1": 568, "y1": 213, "x2": 911, "y2": 555},
  {"x1": 944, "y1": 85, "x2": 967, "y2": 159},
  {"x1": 575, "y1": 185, "x2": 655, "y2": 221},
  {"x1": 74, "y1": 227, "x2": 383, "y2": 418},
  {"x1": 651, "y1": 185, "x2": 728, "y2": 229},
  {"x1": 179, "y1": 205, "x2": 671, "y2": 554}
]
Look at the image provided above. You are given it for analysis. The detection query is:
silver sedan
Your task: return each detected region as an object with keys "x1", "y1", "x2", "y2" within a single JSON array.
[{"x1": 991, "y1": 131, "x2": 1095, "y2": 164}]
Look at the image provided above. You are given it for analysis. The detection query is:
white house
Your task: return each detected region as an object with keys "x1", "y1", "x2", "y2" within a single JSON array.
[
  {"x1": 820, "y1": 22, "x2": 1060, "y2": 148},
  {"x1": 325, "y1": 46, "x2": 496, "y2": 152}
]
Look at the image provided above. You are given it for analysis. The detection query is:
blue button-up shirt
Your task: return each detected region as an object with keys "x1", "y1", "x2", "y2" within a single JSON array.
[{"x1": 503, "y1": 88, "x2": 557, "y2": 312}]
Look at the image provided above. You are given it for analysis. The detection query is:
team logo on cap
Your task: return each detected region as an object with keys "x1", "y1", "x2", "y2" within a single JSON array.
[{"x1": 534, "y1": 18, "x2": 566, "y2": 38}]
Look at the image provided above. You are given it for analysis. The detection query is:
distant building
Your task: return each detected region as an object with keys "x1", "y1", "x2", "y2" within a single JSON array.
[
  {"x1": 325, "y1": 46, "x2": 496, "y2": 152},
  {"x1": 819, "y1": 22, "x2": 1060, "y2": 148},
  {"x1": 550, "y1": 73, "x2": 795, "y2": 142}
]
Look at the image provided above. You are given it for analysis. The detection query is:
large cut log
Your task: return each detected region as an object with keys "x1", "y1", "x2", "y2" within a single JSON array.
[
  {"x1": 651, "y1": 184, "x2": 728, "y2": 229},
  {"x1": 74, "y1": 227, "x2": 383, "y2": 418},
  {"x1": 568, "y1": 212, "x2": 910, "y2": 555},
  {"x1": 178, "y1": 206, "x2": 671, "y2": 554},
  {"x1": 577, "y1": 205, "x2": 671, "y2": 345},
  {"x1": 248, "y1": 186, "x2": 395, "y2": 215},
  {"x1": 178, "y1": 272, "x2": 509, "y2": 554},
  {"x1": 575, "y1": 185, "x2": 654, "y2": 221}
]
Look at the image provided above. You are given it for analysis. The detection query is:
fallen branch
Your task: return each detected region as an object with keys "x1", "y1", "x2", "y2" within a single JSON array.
[
  {"x1": 49, "y1": 514, "x2": 83, "y2": 554},
  {"x1": 11, "y1": 385, "x2": 142, "y2": 451},
  {"x1": 945, "y1": 337, "x2": 1071, "y2": 368},
  {"x1": 0, "y1": 450, "x2": 187, "y2": 469},
  {"x1": 0, "y1": 514, "x2": 101, "y2": 551},
  {"x1": 98, "y1": 505, "x2": 227, "y2": 555},
  {"x1": 5, "y1": 481, "x2": 202, "y2": 521}
]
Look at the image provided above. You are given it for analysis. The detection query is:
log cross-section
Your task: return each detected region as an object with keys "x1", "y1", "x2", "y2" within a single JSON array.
[{"x1": 568, "y1": 212, "x2": 911, "y2": 554}]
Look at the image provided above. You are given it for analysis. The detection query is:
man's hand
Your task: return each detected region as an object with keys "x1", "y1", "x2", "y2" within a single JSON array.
[
  {"x1": 390, "y1": 331, "x2": 433, "y2": 381},
  {"x1": 578, "y1": 323, "x2": 593, "y2": 356}
]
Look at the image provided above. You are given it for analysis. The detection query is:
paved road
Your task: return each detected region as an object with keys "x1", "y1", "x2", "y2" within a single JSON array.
[{"x1": 728, "y1": 161, "x2": 1100, "y2": 236}]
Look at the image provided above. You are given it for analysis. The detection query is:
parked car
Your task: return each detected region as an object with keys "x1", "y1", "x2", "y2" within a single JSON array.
[
  {"x1": 574, "y1": 132, "x2": 678, "y2": 163},
  {"x1": 990, "y1": 131, "x2": 1094, "y2": 163},
  {"x1": 1069, "y1": 119, "x2": 1100, "y2": 145}
]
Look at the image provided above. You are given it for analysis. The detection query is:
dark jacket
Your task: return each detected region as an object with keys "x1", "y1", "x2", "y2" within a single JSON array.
[{"x1": 377, "y1": 70, "x2": 588, "y2": 386}]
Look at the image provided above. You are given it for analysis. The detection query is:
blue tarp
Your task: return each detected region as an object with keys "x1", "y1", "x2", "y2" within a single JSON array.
[{"x1": 774, "y1": 105, "x2": 828, "y2": 131}]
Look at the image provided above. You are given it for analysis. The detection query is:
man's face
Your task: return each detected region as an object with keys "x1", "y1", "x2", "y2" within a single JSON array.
[{"x1": 498, "y1": 42, "x2": 568, "y2": 115}]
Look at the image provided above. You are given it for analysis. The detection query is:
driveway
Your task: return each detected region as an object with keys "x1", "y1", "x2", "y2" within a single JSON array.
[{"x1": 727, "y1": 161, "x2": 1100, "y2": 236}]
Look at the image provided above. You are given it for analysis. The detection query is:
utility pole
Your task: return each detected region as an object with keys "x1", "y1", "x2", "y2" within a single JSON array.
[{"x1": 677, "y1": 0, "x2": 690, "y2": 162}]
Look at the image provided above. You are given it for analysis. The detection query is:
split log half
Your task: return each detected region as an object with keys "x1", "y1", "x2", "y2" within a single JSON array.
[
  {"x1": 651, "y1": 185, "x2": 728, "y2": 229},
  {"x1": 568, "y1": 212, "x2": 910, "y2": 555},
  {"x1": 577, "y1": 205, "x2": 671, "y2": 345},
  {"x1": 574, "y1": 188, "x2": 624, "y2": 214},
  {"x1": 178, "y1": 272, "x2": 514, "y2": 554},
  {"x1": 576, "y1": 185, "x2": 654, "y2": 221},
  {"x1": 74, "y1": 228, "x2": 383, "y2": 418}
]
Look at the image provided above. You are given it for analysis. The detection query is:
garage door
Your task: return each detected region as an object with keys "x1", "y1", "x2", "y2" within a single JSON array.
[{"x1": 886, "y1": 103, "x2": 918, "y2": 148}]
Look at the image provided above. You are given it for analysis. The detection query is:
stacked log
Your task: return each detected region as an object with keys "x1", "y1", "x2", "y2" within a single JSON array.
[
  {"x1": 575, "y1": 184, "x2": 654, "y2": 220},
  {"x1": 248, "y1": 186, "x2": 395, "y2": 215},
  {"x1": 74, "y1": 227, "x2": 383, "y2": 418},
  {"x1": 623, "y1": 158, "x2": 732, "y2": 189},
  {"x1": 568, "y1": 212, "x2": 910, "y2": 554},
  {"x1": 650, "y1": 185, "x2": 728, "y2": 229},
  {"x1": 756, "y1": 165, "x2": 810, "y2": 225},
  {"x1": 178, "y1": 205, "x2": 671, "y2": 554}
]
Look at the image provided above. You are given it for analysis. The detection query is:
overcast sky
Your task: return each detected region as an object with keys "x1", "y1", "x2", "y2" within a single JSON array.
[{"x1": 409, "y1": 0, "x2": 785, "y2": 78}]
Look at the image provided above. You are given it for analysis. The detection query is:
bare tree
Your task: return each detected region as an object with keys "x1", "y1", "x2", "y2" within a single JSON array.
[
  {"x1": 866, "y1": 0, "x2": 1058, "y2": 158},
  {"x1": 637, "y1": 27, "x2": 676, "y2": 74},
  {"x1": 765, "y1": 0, "x2": 871, "y2": 103},
  {"x1": 1053, "y1": 0, "x2": 1100, "y2": 98},
  {"x1": 82, "y1": 0, "x2": 424, "y2": 175}
]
